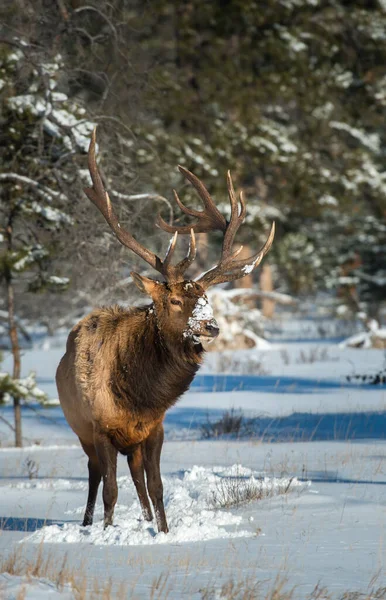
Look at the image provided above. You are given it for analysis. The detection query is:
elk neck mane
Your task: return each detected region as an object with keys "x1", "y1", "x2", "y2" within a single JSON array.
[{"x1": 74, "y1": 304, "x2": 203, "y2": 419}]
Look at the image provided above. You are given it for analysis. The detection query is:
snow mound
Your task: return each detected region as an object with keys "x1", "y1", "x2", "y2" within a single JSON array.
[{"x1": 25, "y1": 465, "x2": 310, "y2": 546}]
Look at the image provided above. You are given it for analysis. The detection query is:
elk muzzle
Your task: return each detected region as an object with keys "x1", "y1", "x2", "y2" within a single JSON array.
[
  {"x1": 186, "y1": 318, "x2": 219, "y2": 347},
  {"x1": 200, "y1": 318, "x2": 220, "y2": 348},
  {"x1": 184, "y1": 295, "x2": 219, "y2": 346},
  {"x1": 204, "y1": 319, "x2": 220, "y2": 338}
]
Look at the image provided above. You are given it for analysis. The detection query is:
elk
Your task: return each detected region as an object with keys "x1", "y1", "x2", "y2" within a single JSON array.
[{"x1": 56, "y1": 129, "x2": 274, "y2": 533}]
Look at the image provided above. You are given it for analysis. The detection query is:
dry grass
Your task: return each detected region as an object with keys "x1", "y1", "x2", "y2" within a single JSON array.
[
  {"x1": 280, "y1": 347, "x2": 330, "y2": 366},
  {"x1": 199, "y1": 577, "x2": 386, "y2": 600},
  {"x1": 296, "y1": 347, "x2": 330, "y2": 364},
  {"x1": 200, "y1": 575, "x2": 295, "y2": 600},
  {"x1": 201, "y1": 409, "x2": 244, "y2": 438},
  {"x1": 23, "y1": 456, "x2": 39, "y2": 480},
  {"x1": 209, "y1": 472, "x2": 295, "y2": 509},
  {"x1": 2, "y1": 548, "x2": 385, "y2": 600},
  {"x1": 201, "y1": 409, "x2": 260, "y2": 439},
  {"x1": 0, "y1": 544, "x2": 127, "y2": 599},
  {"x1": 214, "y1": 354, "x2": 269, "y2": 376}
]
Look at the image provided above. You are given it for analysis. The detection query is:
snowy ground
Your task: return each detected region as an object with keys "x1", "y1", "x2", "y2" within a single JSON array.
[{"x1": 0, "y1": 334, "x2": 385, "y2": 598}]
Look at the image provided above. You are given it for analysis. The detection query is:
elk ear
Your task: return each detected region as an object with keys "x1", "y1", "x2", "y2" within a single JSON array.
[{"x1": 130, "y1": 272, "x2": 159, "y2": 296}]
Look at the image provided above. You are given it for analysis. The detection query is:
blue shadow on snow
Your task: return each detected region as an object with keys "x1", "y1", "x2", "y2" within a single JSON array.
[
  {"x1": 164, "y1": 407, "x2": 386, "y2": 442},
  {"x1": 0, "y1": 516, "x2": 65, "y2": 532},
  {"x1": 190, "y1": 373, "x2": 381, "y2": 393}
]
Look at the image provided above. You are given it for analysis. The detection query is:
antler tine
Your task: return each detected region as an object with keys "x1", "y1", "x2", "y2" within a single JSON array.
[
  {"x1": 232, "y1": 221, "x2": 275, "y2": 270},
  {"x1": 178, "y1": 166, "x2": 225, "y2": 222},
  {"x1": 173, "y1": 189, "x2": 202, "y2": 219},
  {"x1": 85, "y1": 128, "x2": 114, "y2": 221},
  {"x1": 156, "y1": 189, "x2": 201, "y2": 234},
  {"x1": 173, "y1": 229, "x2": 197, "y2": 274},
  {"x1": 239, "y1": 190, "x2": 247, "y2": 222},
  {"x1": 161, "y1": 229, "x2": 197, "y2": 282},
  {"x1": 85, "y1": 128, "x2": 164, "y2": 274},
  {"x1": 221, "y1": 170, "x2": 246, "y2": 259},
  {"x1": 193, "y1": 170, "x2": 274, "y2": 288},
  {"x1": 156, "y1": 164, "x2": 274, "y2": 287},
  {"x1": 163, "y1": 232, "x2": 178, "y2": 268},
  {"x1": 157, "y1": 166, "x2": 227, "y2": 235},
  {"x1": 84, "y1": 130, "x2": 199, "y2": 284},
  {"x1": 198, "y1": 222, "x2": 275, "y2": 288}
]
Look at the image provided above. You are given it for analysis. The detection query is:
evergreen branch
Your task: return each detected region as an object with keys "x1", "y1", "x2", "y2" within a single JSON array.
[{"x1": 0, "y1": 174, "x2": 67, "y2": 202}]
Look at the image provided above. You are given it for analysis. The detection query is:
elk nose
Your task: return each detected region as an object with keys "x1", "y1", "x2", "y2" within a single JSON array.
[{"x1": 205, "y1": 320, "x2": 220, "y2": 338}]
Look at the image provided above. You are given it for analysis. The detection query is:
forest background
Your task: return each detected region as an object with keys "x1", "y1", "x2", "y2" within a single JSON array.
[{"x1": 0, "y1": 0, "x2": 386, "y2": 444}]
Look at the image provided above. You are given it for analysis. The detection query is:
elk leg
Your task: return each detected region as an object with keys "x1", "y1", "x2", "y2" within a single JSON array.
[
  {"x1": 80, "y1": 441, "x2": 101, "y2": 527},
  {"x1": 94, "y1": 431, "x2": 118, "y2": 528},
  {"x1": 127, "y1": 445, "x2": 153, "y2": 522},
  {"x1": 144, "y1": 423, "x2": 168, "y2": 534}
]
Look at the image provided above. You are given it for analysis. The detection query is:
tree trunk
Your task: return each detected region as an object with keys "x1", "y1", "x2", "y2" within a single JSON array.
[
  {"x1": 260, "y1": 264, "x2": 275, "y2": 318},
  {"x1": 6, "y1": 278, "x2": 22, "y2": 447},
  {"x1": 5, "y1": 220, "x2": 22, "y2": 447}
]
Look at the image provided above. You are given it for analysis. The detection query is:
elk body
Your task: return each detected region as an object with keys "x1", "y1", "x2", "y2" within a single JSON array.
[{"x1": 56, "y1": 129, "x2": 274, "y2": 533}]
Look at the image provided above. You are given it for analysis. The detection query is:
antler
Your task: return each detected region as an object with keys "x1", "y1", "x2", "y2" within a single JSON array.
[
  {"x1": 157, "y1": 166, "x2": 275, "y2": 288},
  {"x1": 157, "y1": 167, "x2": 227, "y2": 234},
  {"x1": 84, "y1": 128, "x2": 196, "y2": 284}
]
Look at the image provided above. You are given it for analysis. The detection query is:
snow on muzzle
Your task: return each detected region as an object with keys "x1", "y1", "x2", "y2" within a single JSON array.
[
  {"x1": 184, "y1": 295, "x2": 219, "y2": 346},
  {"x1": 23, "y1": 465, "x2": 311, "y2": 546}
]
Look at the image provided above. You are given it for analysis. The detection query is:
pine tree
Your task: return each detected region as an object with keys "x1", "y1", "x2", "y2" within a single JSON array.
[{"x1": 0, "y1": 41, "x2": 93, "y2": 445}]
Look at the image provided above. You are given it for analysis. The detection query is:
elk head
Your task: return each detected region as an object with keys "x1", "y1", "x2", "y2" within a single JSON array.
[
  {"x1": 84, "y1": 129, "x2": 275, "y2": 347},
  {"x1": 130, "y1": 275, "x2": 218, "y2": 347}
]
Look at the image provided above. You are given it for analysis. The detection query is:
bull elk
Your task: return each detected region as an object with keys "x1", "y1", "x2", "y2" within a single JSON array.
[{"x1": 56, "y1": 129, "x2": 274, "y2": 533}]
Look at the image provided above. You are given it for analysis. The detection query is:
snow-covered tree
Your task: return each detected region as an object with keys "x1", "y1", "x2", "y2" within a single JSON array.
[
  {"x1": 0, "y1": 40, "x2": 94, "y2": 445},
  {"x1": 1, "y1": 0, "x2": 385, "y2": 329}
]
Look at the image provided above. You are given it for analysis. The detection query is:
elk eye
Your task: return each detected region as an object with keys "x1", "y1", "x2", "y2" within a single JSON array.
[{"x1": 170, "y1": 298, "x2": 182, "y2": 307}]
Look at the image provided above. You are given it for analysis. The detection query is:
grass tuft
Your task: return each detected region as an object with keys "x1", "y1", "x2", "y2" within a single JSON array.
[
  {"x1": 201, "y1": 408, "x2": 258, "y2": 439},
  {"x1": 209, "y1": 472, "x2": 296, "y2": 509},
  {"x1": 200, "y1": 577, "x2": 386, "y2": 600},
  {"x1": 0, "y1": 544, "x2": 127, "y2": 599}
]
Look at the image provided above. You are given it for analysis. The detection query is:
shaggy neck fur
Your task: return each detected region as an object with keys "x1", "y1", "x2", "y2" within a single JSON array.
[{"x1": 109, "y1": 305, "x2": 203, "y2": 418}]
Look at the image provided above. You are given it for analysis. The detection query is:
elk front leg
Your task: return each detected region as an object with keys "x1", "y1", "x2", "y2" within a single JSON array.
[
  {"x1": 80, "y1": 441, "x2": 102, "y2": 527},
  {"x1": 94, "y1": 431, "x2": 118, "y2": 528},
  {"x1": 127, "y1": 444, "x2": 153, "y2": 522},
  {"x1": 144, "y1": 423, "x2": 168, "y2": 534}
]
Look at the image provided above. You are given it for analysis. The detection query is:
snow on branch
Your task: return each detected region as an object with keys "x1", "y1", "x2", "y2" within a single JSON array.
[
  {"x1": 0, "y1": 174, "x2": 67, "y2": 202},
  {"x1": 10, "y1": 245, "x2": 49, "y2": 272},
  {"x1": 330, "y1": 121, "x2": 380, "y2": 153},
  {"x1": 219, "y1": 287, "x2": 298, "y2": 306},
  {"x1": 26, "y1": 202, "x2": 73, "y2": 225},
  {"x1": 114, "y1": 191, "x2": 174, "y2": 224},
  {"x1": 0, "y1": 371, "x2": 47, "y2": 403}
]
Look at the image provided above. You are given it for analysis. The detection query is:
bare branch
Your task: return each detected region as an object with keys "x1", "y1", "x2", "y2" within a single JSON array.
[
  {"x1": 0, "y1": 413, "x2": 15, "y2": 433},
  {"x1": 114, "y1": 191, "x2": 174, "y2": 225}
]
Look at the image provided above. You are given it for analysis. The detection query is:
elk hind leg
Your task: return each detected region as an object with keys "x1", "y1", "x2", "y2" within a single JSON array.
[
  {"x1": 127, "y1": 444, "x2": 153, "y2": 522},
  {"x1": 144, "y1": 424, "x2": 168, "y2": 534},
  {"x1": 94, "y1": 431, "x2": 118, "y2": 528},
  {"x1": 80, "y1": 440, "x2": 101, "y2": 527}
]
